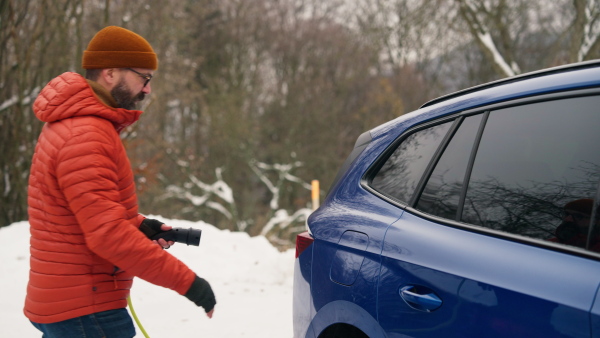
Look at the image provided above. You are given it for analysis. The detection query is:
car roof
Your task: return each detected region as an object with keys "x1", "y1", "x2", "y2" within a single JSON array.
[{"x1": 370, "y1": 60, "x2": 600, "y2": 139}]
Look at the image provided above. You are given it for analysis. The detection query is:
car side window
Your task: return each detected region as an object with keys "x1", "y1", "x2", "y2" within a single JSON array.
[
  {"x1": 415, "y1": 114, "x2": 484, "y2": 220},
  {"x1": 371, "y1": 121, "x2": 453, "y2": 204},
  {"x1": 461, "y1": 96, "x2": 600, "y2": 251}
]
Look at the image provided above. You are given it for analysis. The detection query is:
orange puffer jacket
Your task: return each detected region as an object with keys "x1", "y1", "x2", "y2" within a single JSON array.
[{"x1": 26, "y1": 72, "x2": 196, "y2": 324}]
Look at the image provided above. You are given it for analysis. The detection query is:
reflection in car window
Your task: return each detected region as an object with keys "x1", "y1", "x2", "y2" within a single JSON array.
[
  {"x1": 371, "y1": 121, "x2": 452, "y2": 204},
  {"x1": 416, "y1": 114, "x2": 484, "y2": 220},
  {"x1": 461, "y1": 96, "x2": 600, "y2": 251}
]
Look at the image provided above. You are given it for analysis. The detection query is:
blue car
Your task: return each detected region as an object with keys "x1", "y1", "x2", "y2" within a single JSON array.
[{"x1": 293, "y1": 60, "x2": 600, "y2": 338}]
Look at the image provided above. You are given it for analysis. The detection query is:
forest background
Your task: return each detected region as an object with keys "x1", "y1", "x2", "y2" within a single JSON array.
[{"x1": 3, "y1": 0, "x2": 600, "y2": 249}]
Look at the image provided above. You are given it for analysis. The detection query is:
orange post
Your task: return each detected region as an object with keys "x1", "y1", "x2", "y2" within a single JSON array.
[{"x1": 311, "y1": 180, "x2": 320, "y2": 211}]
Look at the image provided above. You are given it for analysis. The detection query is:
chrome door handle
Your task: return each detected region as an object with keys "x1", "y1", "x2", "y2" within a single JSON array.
[{"x1": 399, "y1": 285, "x2": 443, "y2": 312}]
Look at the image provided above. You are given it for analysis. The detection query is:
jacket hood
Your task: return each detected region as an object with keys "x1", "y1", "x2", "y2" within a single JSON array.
[{"x1": 33, "y1": 72, "x2": 142, "y2": 131}]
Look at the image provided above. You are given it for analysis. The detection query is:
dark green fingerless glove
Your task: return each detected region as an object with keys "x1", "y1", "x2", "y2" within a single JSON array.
[
  {"x1": 184, "y1": 276, "x2": 217, "y2": 313},
  {"x1": 139, "y1": 218, "x2": 165, "y2": 239}
]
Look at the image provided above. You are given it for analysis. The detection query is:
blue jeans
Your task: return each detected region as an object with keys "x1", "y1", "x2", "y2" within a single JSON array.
[{"x1": 30, "y1": 308, "x2": 136, "y2": 338}]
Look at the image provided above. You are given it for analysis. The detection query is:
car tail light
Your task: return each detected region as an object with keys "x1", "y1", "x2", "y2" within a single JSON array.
[{"x1": 295, "y1": 231, "x2": 314, "y2": 258}]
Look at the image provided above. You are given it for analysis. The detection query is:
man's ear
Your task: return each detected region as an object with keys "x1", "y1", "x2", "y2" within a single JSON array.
[{"x1": 98, "y1": 68, "x2": 120, "y2": 90}]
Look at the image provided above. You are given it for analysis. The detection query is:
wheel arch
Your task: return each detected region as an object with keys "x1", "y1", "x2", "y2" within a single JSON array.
[{"x1": 307, "y1": 300, "x2": 386, "y2": 338}]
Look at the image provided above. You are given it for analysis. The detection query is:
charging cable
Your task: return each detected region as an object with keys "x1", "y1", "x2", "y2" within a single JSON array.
[
  {"x1": 127, "y1": 295, "x2": 151, "y2": 338},
  {"x1": 126, "y1": 226, "x2": 203, "y2": 337}
]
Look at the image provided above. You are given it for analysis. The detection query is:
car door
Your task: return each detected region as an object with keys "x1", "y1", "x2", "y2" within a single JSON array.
[
  {"x1": 371, "y1": 95, "x2": 600, "y2": 337},
  {"x1": 591, "y1": 288, "x2": 600, "y2": 337},
  {"x1": 378, "y1": 213, "x2": 600, "y2": 337}
]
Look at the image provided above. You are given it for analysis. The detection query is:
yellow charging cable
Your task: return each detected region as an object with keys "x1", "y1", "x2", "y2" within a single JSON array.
[{"x1": 127, "y1": 295, "x2": 151, "y2": 338}]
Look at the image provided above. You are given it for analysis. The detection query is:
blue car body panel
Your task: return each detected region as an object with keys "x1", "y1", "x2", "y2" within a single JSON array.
[
  {"x1": 591, "y1": 293, "x2": 600, "y2": 337},
  {"x1": 379, "y1": 212, "x2": 600, "y2": 337},
  {"x1": 294, "y1": 61, "x2": 600, "y2": 338}
]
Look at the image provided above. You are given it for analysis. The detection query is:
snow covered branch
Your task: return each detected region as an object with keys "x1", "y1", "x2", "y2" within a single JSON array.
[
  {"x1": 250, "y1": 159, "x2": 315, "y2": 238},
  {"x1": 578, "y1": 0, "x2": 600, "y2": 61},
  {"x1": 161, "y1": 167, "x2": 243, "y2": 229},
  {"x1": 250, "y1": 160, "x2": 312, "y2": 210},
  {"x1": 458, "y1": 0, "x2": 521, "y2": 77},
  {"x1": 260, "y1": 208, "x2": 312, "y2": 236},
  {"x1": 159, "y1": 159, "x2": 314, "y2": 239},
  {"x1": 0, "y1": 87, "x2": 40, "y2": 112}
]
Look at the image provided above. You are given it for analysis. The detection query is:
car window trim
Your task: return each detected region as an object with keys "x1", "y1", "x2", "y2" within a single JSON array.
[
  {"x1": 405, "y1": 204, "x2": 600, "y2": 261},
  {"x1": 588, "y1": 177, "x2": 600, "y2": 250},
  {"x1": 419, "y1": 60, "x2": 600, "y2": 109},
  {"x1": 456, "y1": 111, "x2": 489, "y2": 221}
]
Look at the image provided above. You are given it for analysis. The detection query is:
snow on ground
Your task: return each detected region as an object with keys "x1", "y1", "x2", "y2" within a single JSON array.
[{"x1": 0, "y1": 217, "x2": 295, "y2": 337}]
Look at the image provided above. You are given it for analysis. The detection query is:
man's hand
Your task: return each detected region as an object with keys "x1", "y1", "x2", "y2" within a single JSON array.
[
  {"x1": 140, "y1": 218, "x2": 175, "y2": 249},
  {"x1": 153, "y1": 223, "x2": 175, "y2": 249},
  {"x1": 184, "y1": 276, "x2": 217, "y2": 317}
]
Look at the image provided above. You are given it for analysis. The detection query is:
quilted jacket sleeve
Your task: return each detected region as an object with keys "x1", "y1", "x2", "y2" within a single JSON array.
[{"x1": 55, "y1": 118, "x2": 195, "y2": 295}]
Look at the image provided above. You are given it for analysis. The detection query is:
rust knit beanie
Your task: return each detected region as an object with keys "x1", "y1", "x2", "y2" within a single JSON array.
[{"x1": 82, "y1": 26, "x2": 158, "y2": 70}]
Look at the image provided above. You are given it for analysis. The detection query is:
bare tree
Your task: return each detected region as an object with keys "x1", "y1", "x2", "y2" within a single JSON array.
[
  {"x1": 452, "y1": 0, "x2": 600, "y2": 78},
  {"x1": 455, "y1": 0, "x2": 522, "y2": 77},
  {"x1": 0, "y1": 0, "x2": 84, "y2": 226},
  {"x1": 571, "y1": 0, "x2": 600, "y2": 61},
  {"x1": 5, "y1": 0, "x2": 599, "y2": 249}
]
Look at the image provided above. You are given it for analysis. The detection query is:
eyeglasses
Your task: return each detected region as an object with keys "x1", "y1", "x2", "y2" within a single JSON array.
[
  {"x1": 562, "y1": 210, "x2": 591, "y2": 221},
  {"x1": 126, "y1": 68, "x2": 153, "y2": 87}
]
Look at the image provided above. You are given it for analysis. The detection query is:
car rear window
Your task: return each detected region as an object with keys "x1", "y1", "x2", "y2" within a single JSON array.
[{"x1": 371, "y1": 121, "x2": 452, "y2": 204}]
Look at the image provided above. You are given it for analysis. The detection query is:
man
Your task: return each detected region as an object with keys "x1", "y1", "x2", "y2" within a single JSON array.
[
  {"x1": 549, "y1": 198, "x2": 600, "y2": 251},
  {"x1": 26, "y1": 26, "x2": 215, "y2": 337}
]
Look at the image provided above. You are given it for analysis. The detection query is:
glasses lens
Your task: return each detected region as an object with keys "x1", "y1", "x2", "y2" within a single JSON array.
[{"x1": 128, "y1": 68, "x2": 151, "y2": 87}]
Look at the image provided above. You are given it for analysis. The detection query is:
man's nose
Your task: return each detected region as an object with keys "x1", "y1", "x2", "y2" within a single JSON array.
[{"x1": 142, "y1": 82, "x2": 151, "y2": 95}]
